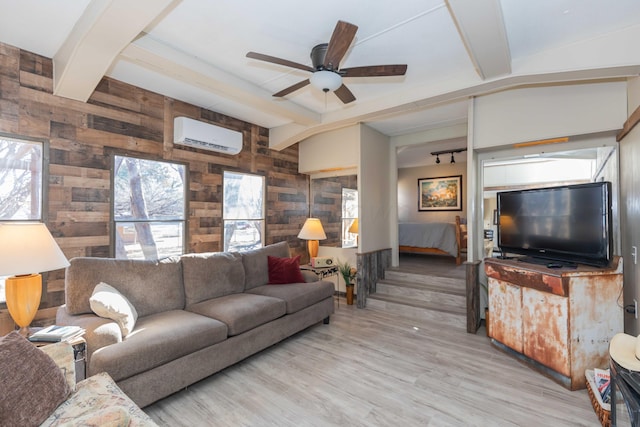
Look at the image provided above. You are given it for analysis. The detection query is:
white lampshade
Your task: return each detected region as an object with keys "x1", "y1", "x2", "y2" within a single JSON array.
[
  {"x1": 297, "y1": 218, "x2": 327, "y2": 240},
  {"x1": 0, "y1": 223, "x2": 70, "y2": 276},
  {"x1": 309, "y1": 70, "x2": 342, "y2": 92}
]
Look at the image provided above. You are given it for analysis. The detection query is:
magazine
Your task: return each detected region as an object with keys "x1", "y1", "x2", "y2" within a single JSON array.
[
  {"x1": 28, "y1": 325, "x2": 85, "y2": 342},
  {"x1": 594, "y1": 367, "x2": 611, "y2": 405}
]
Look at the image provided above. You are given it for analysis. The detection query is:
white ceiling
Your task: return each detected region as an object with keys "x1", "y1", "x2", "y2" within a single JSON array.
[{"x1": 1, "y1": 0, "x2": 639, "y2": 159}]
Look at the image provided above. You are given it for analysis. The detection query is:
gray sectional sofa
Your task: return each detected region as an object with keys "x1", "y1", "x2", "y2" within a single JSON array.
[{"x1": 56, "y1": 241, "x2": 335, "y2": 408}]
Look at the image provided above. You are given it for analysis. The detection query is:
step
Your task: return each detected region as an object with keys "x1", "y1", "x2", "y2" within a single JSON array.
[
  {"x1": 366, "y1": 294, "x2": 466, "y2": 330},
  {"x1": 383, "y1": 270, "x2": 465, "y2": 292},
  {"x1": 375, "y1": 279, "x2": 466, "y2": 307}
]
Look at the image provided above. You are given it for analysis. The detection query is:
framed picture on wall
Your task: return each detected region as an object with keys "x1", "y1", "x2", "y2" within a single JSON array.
[{"x1": 418, "y1": 175, "x2": 462, "y2": 211}]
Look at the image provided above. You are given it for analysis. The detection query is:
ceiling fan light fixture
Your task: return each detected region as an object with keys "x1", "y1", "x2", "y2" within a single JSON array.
[{"x1": 310, "y1": 70, "x2": 342, "y2": 92}]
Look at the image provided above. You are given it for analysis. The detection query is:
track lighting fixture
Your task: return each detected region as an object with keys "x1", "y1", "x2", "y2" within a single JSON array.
[{"x1": 430, "y1": 147, "x2": 467, "y2": 165}]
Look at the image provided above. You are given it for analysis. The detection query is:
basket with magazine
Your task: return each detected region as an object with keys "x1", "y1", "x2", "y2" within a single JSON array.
[{"x1": 586, "y1": 369, "x2": 611, "y2": 427}]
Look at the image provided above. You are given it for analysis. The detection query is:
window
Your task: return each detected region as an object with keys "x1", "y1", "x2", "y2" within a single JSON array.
[
  {"x1": 0, "y1": 138, "x2": 43, "y2": 220},
  {"x1": 223, "y1": 171, "x2": 265, "y2": 252},
  {"x1": 0, "y1": 137, "x2": 44, "y2": 302},
  {"x1": 113, "y1": 155, "x2": 186, "y2": 260},
  {"x1": 342, "y1": 188, "x2": 358, "y2": 247}
]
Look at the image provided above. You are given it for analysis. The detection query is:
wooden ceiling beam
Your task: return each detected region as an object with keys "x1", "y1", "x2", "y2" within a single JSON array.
[
  {"x1": 446, "y1": 0, "x2": 511, "y2": 80},
  {"x1": 53, "y1": 0, "x2": 179, "y2": 102}
]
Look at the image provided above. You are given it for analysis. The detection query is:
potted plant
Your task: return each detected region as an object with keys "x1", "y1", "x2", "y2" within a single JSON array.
[{"x1": 337, "y1": 259, "x2": 357, "y2": 305}]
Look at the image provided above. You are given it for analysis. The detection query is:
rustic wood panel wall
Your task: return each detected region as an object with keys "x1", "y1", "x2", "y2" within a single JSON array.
[
  {"x1": 356, "y1": 248, "x2": 391, "y2": 308},
  {"x1": 0, "y1": 43, "x2": 309, "y2": 333},
  {"x1": 310, "y1": 175, "x2": 357, "y2": 247}
]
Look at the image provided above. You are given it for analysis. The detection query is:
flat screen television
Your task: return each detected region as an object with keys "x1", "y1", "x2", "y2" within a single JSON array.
[{"x1": 497, "y1": 181, "x2": 613, "y2": 267}]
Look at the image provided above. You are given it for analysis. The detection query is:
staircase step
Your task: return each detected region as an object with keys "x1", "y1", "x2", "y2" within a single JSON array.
[
  {"x1": 383, "y1": 270, "x2": 465, "y2": 291},
  {"x1": 367, "y1": 294, "x2": 466, "y2": 330},
  {"x1": 375, "y1": 279, "x2": 466, "y2": 307}
]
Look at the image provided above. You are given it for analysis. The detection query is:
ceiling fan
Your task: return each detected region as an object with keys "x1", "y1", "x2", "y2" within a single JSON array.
[{"x1": 246, "y1": 20, "x2": 407, "y2": 104}]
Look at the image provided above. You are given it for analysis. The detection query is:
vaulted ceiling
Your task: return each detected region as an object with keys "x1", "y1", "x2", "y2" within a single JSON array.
[{"x1": 1, "y1": 0, "x2": 639, "y2": 152}]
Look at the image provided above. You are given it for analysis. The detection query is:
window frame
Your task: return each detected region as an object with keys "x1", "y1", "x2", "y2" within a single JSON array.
[
  {"x1": 222, "y1": 170, "x2": 266, "y2": 252},
  {"x1": 0, "y1": 134, "x2": 49, "y2": 305},
  {"x1": 342, "y1": 187, "x2": 358, "y2": 248},
  {"x1": 111, "y1": 154, "x2": 188, "y2": 260}
]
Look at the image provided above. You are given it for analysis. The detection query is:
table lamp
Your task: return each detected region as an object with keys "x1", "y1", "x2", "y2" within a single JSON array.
[
  {"x1": 297, "y1": 218, "x2": 326, "y2": 259},
  {"x1": 0, "y1": 223, "x2": 70, "y2": 336},
  {"x1": 348, "y1": 218, "x2": 359, "y2": 245}
]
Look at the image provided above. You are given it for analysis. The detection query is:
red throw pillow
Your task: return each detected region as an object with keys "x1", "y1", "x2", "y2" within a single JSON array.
[{"x1": 267, "y1": 255, "x2": 305, "y2": 284}]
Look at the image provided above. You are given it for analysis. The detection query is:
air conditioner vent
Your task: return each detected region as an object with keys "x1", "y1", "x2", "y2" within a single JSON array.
[{"x1": 173, "y1": 117, "x2": 242, "y2": 155}]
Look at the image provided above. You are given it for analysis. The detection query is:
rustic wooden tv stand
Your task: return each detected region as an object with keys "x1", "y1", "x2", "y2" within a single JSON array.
[{"x1": 485, "y1": 256, "x2": 623, "y2": 390}]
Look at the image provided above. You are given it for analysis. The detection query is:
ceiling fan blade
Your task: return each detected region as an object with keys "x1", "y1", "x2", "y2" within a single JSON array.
[
  {"x1": 246, "y1": 52, "x2": 315, "y2": 73},
  {"x1": 324, "y1": 21, "x2": 358, "y2": 69},
  {"x1": 273, "y1": 79, "x2": 310, "y2": 97},
  {"x1": 341, "y1": 64, "x2": 408, "y2": 77},
  {"x1": 334, "y1": 84, "x2": 356, "y2": 104}
]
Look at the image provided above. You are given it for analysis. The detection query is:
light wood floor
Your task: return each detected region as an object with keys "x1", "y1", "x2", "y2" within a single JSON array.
[
  {"x1": 145, "y1": 298, "x2": 605, "y2": 426},
  {"x1": 396, "y1": 252, "x2": 466, "y2": 279}
]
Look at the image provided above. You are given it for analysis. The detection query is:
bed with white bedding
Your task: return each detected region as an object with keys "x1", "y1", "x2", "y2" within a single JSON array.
[{"x1": 398, "y1": 216, "x2": 466, "y2": 265}]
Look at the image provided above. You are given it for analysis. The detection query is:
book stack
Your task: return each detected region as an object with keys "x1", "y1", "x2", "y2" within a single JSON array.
[{"x1": 28, "y1": 325, "x2": 85, "y2": 343}]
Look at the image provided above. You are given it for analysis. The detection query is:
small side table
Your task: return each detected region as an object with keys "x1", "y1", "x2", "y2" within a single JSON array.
[
  {"x1": 31, "y1": 333, "x2": 87, "y2": 383},
  {"x1": 300, "y1": 264, "x2": 340, "y2": 305},
  {"x1": 611, "y1": 358, "x2": 640, "y2": 426}
]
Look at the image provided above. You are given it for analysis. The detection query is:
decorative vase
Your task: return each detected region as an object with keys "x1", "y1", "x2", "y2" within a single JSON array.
[{"x1": 346, "y1": 285, "x2": 354, "y2": 305}]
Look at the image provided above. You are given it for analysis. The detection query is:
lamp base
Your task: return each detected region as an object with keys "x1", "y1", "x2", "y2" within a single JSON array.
[
  {"x1": 6, "y1": 273, "x2": 42, "y2": 336},
  {"x1": 307, "y1": 240, "x2": 319, "y2": 259}
]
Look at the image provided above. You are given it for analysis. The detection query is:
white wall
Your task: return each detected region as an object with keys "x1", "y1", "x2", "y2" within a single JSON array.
[
  {"x1": 298, "y1": 125, "x2": 360, "y2": 174},
  {"x1": 473, "y1": 81, "x2": 627, "y2": 149},
  {"x1": 470, "y1": 82, "x2": 628, "y2": 264},
  {"x1": 620, "y1": 77, "x2": 640, "y2": 334},
  {"x1": 397, "y1": 163, "x2": 467, "y2": 223},
  {"x1": 359, "y1": 124, "x2": 392, "y2": 252},
  {"x1": 317, "y1": 246, "x2": 357, "y2": 294}
]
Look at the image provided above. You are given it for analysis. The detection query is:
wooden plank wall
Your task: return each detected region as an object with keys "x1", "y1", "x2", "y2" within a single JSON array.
[
  {"x1": 0, "y1": 42, "x2": 309, "y2": 333},
  {"x1": 311, "y1": 175, "x2": 357, "y2": 248}
]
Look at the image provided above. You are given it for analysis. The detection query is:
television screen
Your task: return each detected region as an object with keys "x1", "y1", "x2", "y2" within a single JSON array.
[{"x1": 497, "y1": 182, "x2": 612, "y2": 267}]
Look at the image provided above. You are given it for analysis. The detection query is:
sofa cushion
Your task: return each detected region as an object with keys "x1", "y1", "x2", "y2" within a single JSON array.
[
  {"x1": 65, "y1": 256, "x2": 185, "y2": 317},
  {"x1": 188, "y1": 293, "x2": 286, "y2": 336},
  {"x1": 182, "y1": 251, "x2": 245, "y2": 306},
  {"x1": 242, "y1": 241, "x2": 291, "y2": 290},
  {"x1": 246, "y1": 280, "x2": 335, "y2": 314},
  {"x1": 267, "y1": 255, "x2": 305, "y2": 284},
  {"x1": 89, "y1": 310, "x2": 228, "y2": 381},
  {"x1": 0, "y1": 331, "x2": 71, "y2": 426},
  {"x1": 90, "y1": 282, "x2": 139, "y2": 337}
]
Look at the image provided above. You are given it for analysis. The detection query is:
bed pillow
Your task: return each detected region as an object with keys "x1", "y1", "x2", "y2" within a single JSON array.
[
  {"x1": 267, "y1": 255, "x2": 305, "y2": 284},
  {"x1": 90, "y1": 282, "x2": 138, "y2": 337},
  {"x1": 0, "y1": 331, "x2": 71, "y2": 426}
]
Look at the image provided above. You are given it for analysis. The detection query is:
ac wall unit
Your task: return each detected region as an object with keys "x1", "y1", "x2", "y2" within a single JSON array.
[{"x1": 173, "y1": 116, "x2": 242, "y2": 155}]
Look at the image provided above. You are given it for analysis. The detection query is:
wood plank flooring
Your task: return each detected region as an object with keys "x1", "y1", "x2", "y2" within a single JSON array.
[
  {"x1": 395, "y1": 252, "x2": 466, "y2": 279},
  {"x1": 144, "y1": 297, "x2": 606, "y2": 426}
]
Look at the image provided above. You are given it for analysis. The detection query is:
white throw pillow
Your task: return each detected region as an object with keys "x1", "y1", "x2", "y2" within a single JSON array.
[{"x1": 90, "y1": 282, "x2": 138, "y2": 337}]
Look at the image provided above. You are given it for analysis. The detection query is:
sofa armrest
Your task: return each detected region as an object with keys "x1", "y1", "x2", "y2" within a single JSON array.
[
  {"x1": 40, "y1": 372, "x2": 158, "y2": 427},
  {"x1": 56, "y1": 305, "x2": 122, "y2": 364},
  {"x1": 39, "y1": 341, "x2": 76, "y2": 391},
  {"x1": 301, "y1": 270, "x2": 319, "y2": 282}
]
